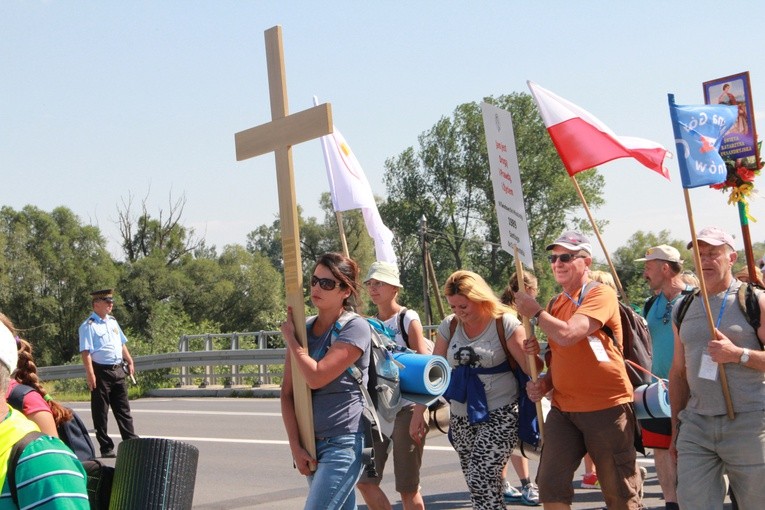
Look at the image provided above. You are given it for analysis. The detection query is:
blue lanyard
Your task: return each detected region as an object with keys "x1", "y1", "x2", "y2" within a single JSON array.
[
  {"x1": 563, "y1": 283, "x2": 589, "y2": 307},
  {"x1": 714, "y1": 281, "x2": 735, "y2": 328}
]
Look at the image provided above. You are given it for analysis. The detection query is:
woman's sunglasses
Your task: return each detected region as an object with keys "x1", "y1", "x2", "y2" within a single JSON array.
[{"x1": 311, "y1": 275, "x2": 339, "y2": 291}]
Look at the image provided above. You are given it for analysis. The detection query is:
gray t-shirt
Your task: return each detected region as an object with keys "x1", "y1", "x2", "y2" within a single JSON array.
[
  {"x1": 438, "y1": 313, "x2": 520, "y2": 417},
  {"x1": 309, "y1": 314, "x2": 371, "y2": 437},
  {"x1": 676, "y1": 279, "x2": 765, "y2": 415}
]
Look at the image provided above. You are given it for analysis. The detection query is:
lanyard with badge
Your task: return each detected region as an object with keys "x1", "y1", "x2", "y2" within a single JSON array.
[
  {"x1": 563, "y1": 283, "x2": 611, "y2": 362},
  {"x1": 699, "y1": 281, "x2": 735, "y2": 381}
]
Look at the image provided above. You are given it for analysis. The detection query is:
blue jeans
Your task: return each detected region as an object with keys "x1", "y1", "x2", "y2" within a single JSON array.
[{"x1": 305, "y1": 432, "x2": 364, "y2": 510}]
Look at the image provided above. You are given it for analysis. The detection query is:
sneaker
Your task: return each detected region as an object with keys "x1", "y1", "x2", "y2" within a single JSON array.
[
  {"x1": 581, "y1": 472, "x2": 600, "y2": 489},
  {"x1": 503, "y1": 480, "x2": 522, "y2": 502},
  {"x1": 521, "y1": 482, "x2": 540, "y2": 506},
  {"x1": 101, "y1": 450, "x2": 116, "y2": 458}
]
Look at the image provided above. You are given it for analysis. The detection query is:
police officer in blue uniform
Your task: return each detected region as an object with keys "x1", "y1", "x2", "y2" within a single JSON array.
[{"x1": 79, "y1": 289, "x2": 138, "y2": 457}]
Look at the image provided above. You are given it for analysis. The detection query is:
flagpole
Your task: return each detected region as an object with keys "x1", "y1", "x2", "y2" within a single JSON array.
[
  {"x1": 569, "y1": 175, "x2": 630, "y2": 305},
  {"x1": 682, "y1": 189, "x2": 735, "y2": 419},
  {"x1": 514, "y1": 246, "x2": 544, "y2": 442},
  {"x1": 335, "y1": 211, "x2": 350, "y2": 258},
  {"x1": 738, "y1": 201, "x2": 762, "y2": 285}
]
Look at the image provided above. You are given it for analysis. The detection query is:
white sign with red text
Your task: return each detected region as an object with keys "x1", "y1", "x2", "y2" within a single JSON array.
[{"x1": 481, "y1": 102, "x2": 533, "y2": 269}]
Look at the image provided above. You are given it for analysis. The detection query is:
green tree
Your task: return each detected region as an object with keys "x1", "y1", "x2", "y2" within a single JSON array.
[
  {"x1": 382, "y1": 93, "x2": 606, "y2": 311},
  {"x1": 116, "y1": 192, "x2": 204, "y2": 333},
  {"x1": 610, "y1": 230, "x2": 691, "y2": 308},
  {"x1": 0, "y1": 205, "x2": 118, "y2": 365},
  {"x1": 117, "y1": 192, "x2": 202, "y2": 265},
  {"x1": 215, "y1": 245, "x2": 284, "y2": 332},
  {"x1": 246, "y1": 197, "x2": 377, "y2": 314}
]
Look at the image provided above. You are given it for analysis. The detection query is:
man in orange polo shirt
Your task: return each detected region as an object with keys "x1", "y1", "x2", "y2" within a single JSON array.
[{"x1": 516, "y1": 230, "x2": 642, "y2": 509}]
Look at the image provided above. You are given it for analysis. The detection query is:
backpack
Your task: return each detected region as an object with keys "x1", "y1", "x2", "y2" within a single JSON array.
[
  {"x1": 7, "y1": 430, "x2": 114, "y2": 510},
  {"x1": 643, "y1": 285, "x2": 696, "y2": 318},
  {"x1": 327, "y1": 313, "x2": 407, "y2": 434},
  {"x1": 549, "y1": 281, "x2": 654, "y2": 388},
  {"x1": 312, "y1": 312, "x2": 407, "y2": 477},
  {"x1": 606, "y1": 301, "x2": 654, "y2": 388},
  {"x1": 397, "y1": 307, "x2": 434, "y2": 354},
  {"x1": 8, "y1": 384, "x2": 97, "y2": 461},
  {"x1": 674, "y1": 282, "x2": 764, "y2": 348},
  {"x1": 448, "y1": 315, "x2": 543, "y2": 458}
]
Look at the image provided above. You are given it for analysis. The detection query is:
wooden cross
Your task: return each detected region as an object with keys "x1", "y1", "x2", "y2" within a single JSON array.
[{"x1": 234, "y1": 25, "x2": 333, "y2": 462}]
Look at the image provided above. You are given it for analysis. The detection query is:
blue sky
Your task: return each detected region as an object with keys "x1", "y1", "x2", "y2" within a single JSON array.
[{"x1": 3, "y1": 1, "x2": 765, "y2": 263}]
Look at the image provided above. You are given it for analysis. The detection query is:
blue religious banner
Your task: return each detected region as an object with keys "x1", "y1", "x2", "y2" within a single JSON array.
[{"x1": 667, "y1": 94, "x2": 737, "y2": 189}]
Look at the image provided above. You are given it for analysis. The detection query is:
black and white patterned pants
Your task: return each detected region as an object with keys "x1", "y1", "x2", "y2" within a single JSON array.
[{"x1": 450, "y1": 404, "x2": 518, "y2": 509}]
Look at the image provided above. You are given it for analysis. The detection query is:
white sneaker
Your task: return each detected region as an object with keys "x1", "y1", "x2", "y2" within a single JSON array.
[
  {"x1": 521, "y1": 482, "x2": 540, "y2": 506},
  {"x1": 503, "y1": 480, "x2": 522, "y2": 502}
]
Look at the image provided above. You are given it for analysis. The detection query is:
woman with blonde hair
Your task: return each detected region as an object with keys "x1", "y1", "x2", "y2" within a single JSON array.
[{"x1": 410, "y1": 270, "x2": 541, "y2": 509}]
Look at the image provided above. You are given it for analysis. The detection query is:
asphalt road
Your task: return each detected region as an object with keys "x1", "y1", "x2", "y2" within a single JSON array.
[{"x1": 65, "y1": 397, "x2": 736, "y2": 509}]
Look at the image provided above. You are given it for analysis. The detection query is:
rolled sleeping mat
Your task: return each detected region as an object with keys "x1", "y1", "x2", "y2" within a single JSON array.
[
  {"x1": 110, "y1": 438, "x2": 199, "y2": 510},
  {"x1": 633, "y1": 379, "x2": 671, "y2": 420},
  {"x1": 393, "y1": 352, "x2": 451, "y2": 407}
]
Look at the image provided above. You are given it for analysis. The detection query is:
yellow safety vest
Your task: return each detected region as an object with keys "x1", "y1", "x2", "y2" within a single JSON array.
[{"x1": 0, "y1": 408, "x2": 41, "y2": 483}]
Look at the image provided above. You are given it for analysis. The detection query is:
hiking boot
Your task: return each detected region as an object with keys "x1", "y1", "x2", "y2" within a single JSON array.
[
  {"x1": 581, "y1": 472, "x2": 600, "y2": 489},
  {"x1": 503, "y1": 480, "x2": 522, "y2": 502},
  {"x1": 521, "y1": 482, "x2": 540, "y2": 506}
]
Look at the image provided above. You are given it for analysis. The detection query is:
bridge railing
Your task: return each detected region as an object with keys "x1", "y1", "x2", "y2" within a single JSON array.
[{"x1": 38, "y1": 325, "x2": 441, "y2": 387}]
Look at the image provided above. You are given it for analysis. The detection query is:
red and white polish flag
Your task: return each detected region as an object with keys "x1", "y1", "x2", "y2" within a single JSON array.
[{"x1": 527, "y1": 81, "x2": 669, "y2": 180}]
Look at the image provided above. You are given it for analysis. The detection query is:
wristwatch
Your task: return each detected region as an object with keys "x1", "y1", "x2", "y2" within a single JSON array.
[
  {"x1": 530, "y1": 309, "x2": 544, "y2": 327},
  {"x1": 740, "y1": 348, "x2": 750, "y2": 365}
]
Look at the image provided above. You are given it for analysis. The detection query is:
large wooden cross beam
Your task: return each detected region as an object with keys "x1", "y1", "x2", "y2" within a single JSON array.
[{"x1": 234, "y1": 25, "x2": 333, "y2": 462}]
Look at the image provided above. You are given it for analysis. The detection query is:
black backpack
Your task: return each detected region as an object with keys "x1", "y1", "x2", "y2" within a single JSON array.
[
  {"x1": 8, "y1": 384, "x2": 96, "y2": 461},
  {"x1": 674, "y1": 282, "x2": 764, "y2": 348},
  {"x1": 397, "y1": 307, "x2": 434, "y2": 353}
]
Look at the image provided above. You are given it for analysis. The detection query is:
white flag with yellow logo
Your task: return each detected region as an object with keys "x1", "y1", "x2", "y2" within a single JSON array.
[
  {"x1": 316, "y1": 102, "x2": 396, "y2": 263},
  {"x1": 321, "y1": 128, "x2": 377, "y2": 211}
]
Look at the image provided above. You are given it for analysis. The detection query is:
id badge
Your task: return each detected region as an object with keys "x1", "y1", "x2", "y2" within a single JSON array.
[
  {"x1": 588, "y1": 336, "x2": 610, "y2": 362},
  {"x1": 699, "y1": 351, "x2": 718, "y2": 381}
]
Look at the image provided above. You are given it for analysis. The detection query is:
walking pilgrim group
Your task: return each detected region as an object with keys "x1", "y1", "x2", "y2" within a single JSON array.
[{"x1": 281, "y1": 226, "x2": 765, "y2": 510}]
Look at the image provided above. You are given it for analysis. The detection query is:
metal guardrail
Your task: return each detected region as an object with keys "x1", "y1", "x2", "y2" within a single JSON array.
[
  {"x1": 38, "y1": 325, "x2": 442, "y2": 387},
  {"x1": 38, "y1": 349, "x2": 288, "y2": 386}
]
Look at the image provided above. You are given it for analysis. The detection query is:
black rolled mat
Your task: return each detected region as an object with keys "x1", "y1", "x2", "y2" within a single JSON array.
[{"x1": 110, "y1": 438, "x2": 199, "y2": 510}]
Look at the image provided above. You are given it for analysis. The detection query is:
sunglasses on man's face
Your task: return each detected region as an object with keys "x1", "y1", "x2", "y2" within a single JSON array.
[
  {"x1": 311, "y1": 275, "x2": 339, "y2": 291},
  {"x1": 548, "y1": 254, "x2": 585, "y2": 264}
]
